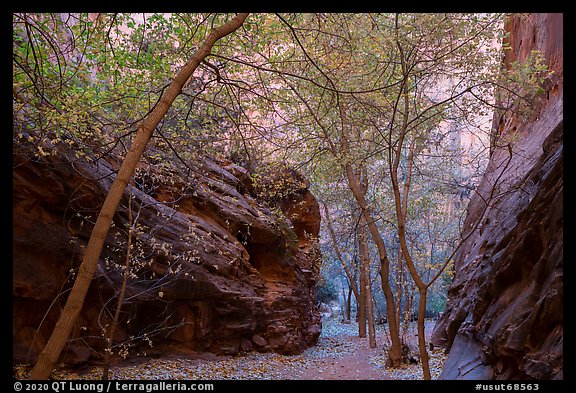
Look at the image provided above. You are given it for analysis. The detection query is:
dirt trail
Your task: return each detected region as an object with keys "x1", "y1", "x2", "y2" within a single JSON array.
[
  {"x1": 284, "y1": 319, "x2": 442, "y2": 380},
  {"x1": 27, "y1": 319, "x2": 444, "y2": 380},
  {"x1": 295, "y1": 335, "x2": 392, "y2": 380}
]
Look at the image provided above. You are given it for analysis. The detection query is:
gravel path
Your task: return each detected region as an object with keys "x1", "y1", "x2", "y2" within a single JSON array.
[{"x1": 18, "y1": 318, "x2": 446, "y2": 380}]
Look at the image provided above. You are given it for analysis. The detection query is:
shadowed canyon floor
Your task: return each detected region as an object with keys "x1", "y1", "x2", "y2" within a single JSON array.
[{"x1": 17, "y1": 319, "x2": 445, "y2": 380}]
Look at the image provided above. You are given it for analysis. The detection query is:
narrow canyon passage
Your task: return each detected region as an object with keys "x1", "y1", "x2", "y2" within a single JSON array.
[{"x1": 13, "y1": 12, "x2": 562, "y2": 381}]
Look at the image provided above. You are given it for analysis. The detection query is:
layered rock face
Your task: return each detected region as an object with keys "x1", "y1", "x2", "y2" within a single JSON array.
[
  {"x1": 431, "y1": 13, "x2": 563, "y2": 380},
  {"x1": 13, "y1": 143, "x2": 322, "y2": 365}
]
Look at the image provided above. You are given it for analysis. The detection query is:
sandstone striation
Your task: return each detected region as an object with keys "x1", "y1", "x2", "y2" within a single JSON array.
[
  {"x1": 431, "y1": 13, "x2": 563, "y2": 380},
  {"x1": 13, "y1": 143, "x2": 322, "y2": 366}
]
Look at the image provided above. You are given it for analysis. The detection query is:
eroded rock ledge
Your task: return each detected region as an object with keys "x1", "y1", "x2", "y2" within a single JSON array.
[{"x1": 13, "y1": 143, "x2": 322, "y2": 365}]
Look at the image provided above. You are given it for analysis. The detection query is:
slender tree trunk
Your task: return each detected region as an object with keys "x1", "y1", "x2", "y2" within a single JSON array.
[
  {"x1": 359, "y1": 220, "x2": 376, "y2": 348},
  {"x1": 394, "y1": 251, "x2": 404, "y2": 336},
  {"x1": 346, "y1": 285, "x2": 352, "y2": 321},
  {"x1": 401, "y1": 286, "x2": 414, "y2": 343},
  {"x1": 390, "y1": 128, "x2": 432, "y2": 379},
  {"x1": 344, "y1": 164, "x2": 403, "y2": 366},
  {"x1": 366, "y1": 285, "x2": 377, "y2": 349},
  {"x1": 390, "y1": 13, "x2": 432, "y2": 379},
  {"x1": 338, "y1": 96, "x2": 402, "y2": 366},
  {"x1": 392, "y1": 164, "x2": 432, "y2": 379},
  {"x1": 338, "y1": 280, "x2": 347, "y2": 319},
  {"x1": 29, "y1": 13, "x2": 249, "y2": 380},
  {"x1": 416, "y1": 288, "x2": 431, "y2": 379},
  {"x1": 323, "y1": 205, "x2": 361, "y2": 306},
  {"x1": 323, "y1": 203, "x2": 362, "y2": 328},
  {"x1": 358, "y1": 253, "x2": 367, "y2": 338},
  {"x1": 102, "y1": 183, "x2": 134, "y2": 380}
]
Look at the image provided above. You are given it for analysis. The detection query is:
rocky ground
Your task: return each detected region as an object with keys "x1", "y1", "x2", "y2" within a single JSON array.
[{"x1": 15, "y1": 318, "x2": 446, "y2": 380}]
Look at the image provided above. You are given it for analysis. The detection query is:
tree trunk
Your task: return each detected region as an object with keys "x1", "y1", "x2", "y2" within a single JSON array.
[
  {"x1": 359, "y1": 220, "x2": 377, "y2": 348},
  {"x1": 394, "y1": 251, "x2": 404, "y2": 337},
  {"x1": 417, "y1": 288, "x2": 431, "y2": 380},
  {"x1": 358, "y1": 254, "x2": 367, "y2": 338},
  {"x1": 366, "y1": 286, "x2": 377, "y2": 349},
  {"x1": 357, "y1": 215, "x2": 369, "y2": 342},
  {"x1": 337, "y1": 77, "x2": 402, "y2": 366},
  {"x1": 391, "y1": 142, "x2": 433, "y2": 379},
  {"x1": 29, "y1": 13, "x2": 249, "y2": 380},
  {"x1": 346, "y1": 285, "x2": 352, "y2": 321},
  {"x1": 323, "y1": 204, "x2": 362, "y2": 326},
  {"x1": 390, "y1": 14, "x2": 432, "y2": 378},
  {"x1": 102, "y1": 183, "x2": 135, "y2": 380},
  {"x1": 344, "y1": 164, "x2": 403, "y2": 366},
  {"x1": 401, "y1": 286, "x2": 414, "y2": 343},
  {"x1": 323, "y1": 204, "x2": 361, "y2": 301}
]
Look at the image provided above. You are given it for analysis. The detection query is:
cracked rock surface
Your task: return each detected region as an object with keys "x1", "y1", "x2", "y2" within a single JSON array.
[{"x1": 13, "y1": 144, "x2": 322, "y2": 366}]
